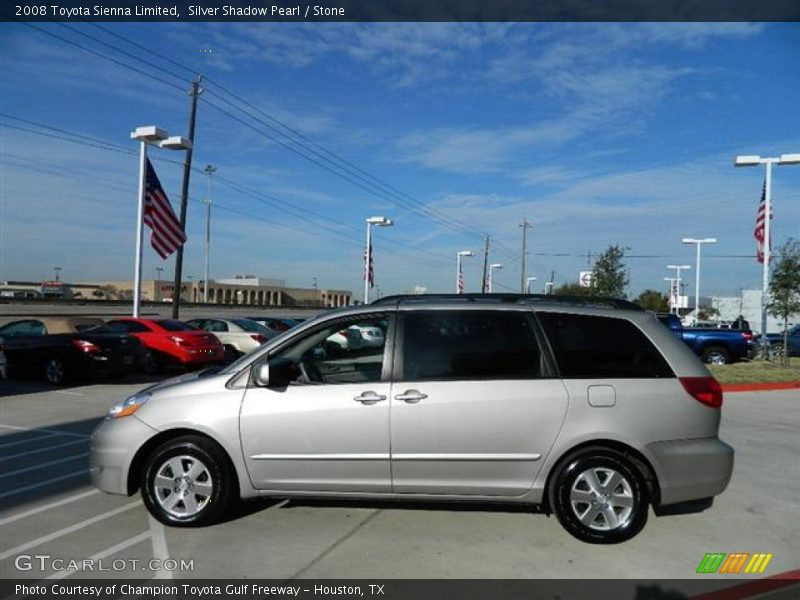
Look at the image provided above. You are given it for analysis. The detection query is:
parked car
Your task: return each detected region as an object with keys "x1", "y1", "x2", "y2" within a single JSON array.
[
  {"x1": 105, "y1": 318, "x2": 224, "y2": 373},
  {"x1": 246, "y1": 316, "x2": 299, "y2": 333},
  {"x1": 0, "y1": 336, "x2": 7, "y2": 380},
  {"x1": 760, "y1": 324, "x2": 800, "y2": 357},
  {"x1": 657, "y1": 313, "x2": 753, "y2": 364},
  {"x1": 184, "y1": 318, "x2": 275, "y2": 362},
  {"x1": 0, "y1": 317, "x2": 145, "y2": 384},
  {"x1": 92, "y1": 294, "x2": 733, "y2": 543}
]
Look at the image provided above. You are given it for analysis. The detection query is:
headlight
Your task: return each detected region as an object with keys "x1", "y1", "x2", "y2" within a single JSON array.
[{"x1": 108, "y1": 392, "x2": 151, "y2": 419}]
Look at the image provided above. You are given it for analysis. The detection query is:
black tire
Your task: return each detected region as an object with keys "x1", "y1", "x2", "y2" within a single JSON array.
[
  {"x1": 141, "y1": 435, "x2": 236, "y2": 527},
  {"x1": 222, "y1": 345, "x2": 239, "y2": 364},
  {"x1": 44, "y1": 357, "x2": 68, "y2": 385},
  {"x1": 143, "y1": 350, "x2": 161, "y2": 374},
  {"x1": 701, "y1": 346, "x2": 730, "y2": 365},
  {"x1": 550, "y1": 449, "x2": 648, "y2": 544}
]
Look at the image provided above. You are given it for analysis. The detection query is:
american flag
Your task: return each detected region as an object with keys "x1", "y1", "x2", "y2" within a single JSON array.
[
  {"x1": 457, "y1": 261, "x2": 464, "y2": 294},
  {"x1": 754, "y1": 178, "x2": 771, "y2": 264},
  {"x1": 143, "y1": 158, "x2": 186, "y2": 259},
  {"x1": 364, "y1": 240, "x2": 374, "y2": 287}
]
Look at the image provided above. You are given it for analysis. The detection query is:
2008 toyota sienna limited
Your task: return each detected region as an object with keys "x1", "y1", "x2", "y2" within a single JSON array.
[{"x1": 91, "y1": 294, "x2": 734, "y2": 544}]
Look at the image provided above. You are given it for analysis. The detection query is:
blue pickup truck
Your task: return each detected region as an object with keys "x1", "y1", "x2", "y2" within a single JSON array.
[
  {"x1": 762, "y1": 324, "x2": 800, "y2": 357},
  {"x1": 657, "y1": 313, "x2": 753, "y2": 364}
]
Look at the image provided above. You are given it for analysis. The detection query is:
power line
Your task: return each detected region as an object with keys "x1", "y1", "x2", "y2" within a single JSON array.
[{"x1": 39, "y1": 22, "x2": 506, "y2": 249}]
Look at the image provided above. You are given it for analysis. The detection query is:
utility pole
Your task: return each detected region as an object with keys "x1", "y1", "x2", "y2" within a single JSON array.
[
  {"x1": 519, "y1": 219, "x2": 532, "y2": 292},
  {"x1": 481, "y1": 235, "x2": 490, "y2": 293},
  {"x1": 203, "y1": 164, "x2": 216, "y2": 304},
  {"x1": 172, "y1": 75, "x2": 202, "y2": 319}
]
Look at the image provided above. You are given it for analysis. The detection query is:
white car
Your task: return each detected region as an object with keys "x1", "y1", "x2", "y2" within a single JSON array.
[
  {"x1": 0, "y1": 336, "x2": 6, "y2": 379},
  {"x1": 324, "y1": 324, "x2": 385, "y2": 353},
  {"x1": 185, "y1": 318, "x2": 276, "y2": 362}
]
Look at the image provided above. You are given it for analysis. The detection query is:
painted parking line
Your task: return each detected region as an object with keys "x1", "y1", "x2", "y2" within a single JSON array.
[
  {"x1": 54, "y1": 390, "x2": 86, "y2": 397},
  {"x1": 0, "y1": 423, "x2": 90, "y2": 439},
  {"x1": 0, "y1": 489, "x2": 100, "y2": 526},
  {"x1": 46, "y1": 531, "x2": 151, "y2": 580},
  {"x1": 0, "y1": 469, "x2": 90, "y2": 500},
  {"x1": 0, "y1": 433, "x2": 58, "y2": 449},
  {"x1": 0, "y1": 439, "x2": 87, "y2": 462},
  {"x1": 148, "y1": 515, "x2": 173, "y2": 580},
  {"x1": 0, "y1": 500, "x2": 141, "y2": 561},
  {"x1": 0, "y1": 453, "x2": 90, "y2": 480}
]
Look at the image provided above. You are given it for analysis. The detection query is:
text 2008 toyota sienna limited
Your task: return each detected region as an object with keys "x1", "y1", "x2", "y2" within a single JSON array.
[{"x1": 91, "y1": 294, "x2": 733, "y2": 544}]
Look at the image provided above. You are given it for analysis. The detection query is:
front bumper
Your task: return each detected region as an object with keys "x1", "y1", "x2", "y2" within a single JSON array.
[
  {"x1": 647, "y1": 437, "x2": 734, "y2": 506},
  {"x1": 90, "y1": 416, "x2": 158, "y2": 495}
]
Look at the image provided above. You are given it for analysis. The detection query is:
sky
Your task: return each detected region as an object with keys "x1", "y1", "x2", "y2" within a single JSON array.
[{"x1": 1, "y1": 22, "x2": 799, "y2": 300}]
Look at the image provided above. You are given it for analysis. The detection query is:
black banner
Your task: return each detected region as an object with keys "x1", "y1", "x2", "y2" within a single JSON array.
[
  {"x1": 3, "y1": 0, "x2": 800, "y2": 22},
  {"x1": 3, "y1": 580, "x2": 800, "y2": 600}
]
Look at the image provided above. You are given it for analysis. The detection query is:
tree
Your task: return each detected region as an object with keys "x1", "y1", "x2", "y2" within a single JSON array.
[
  {"x1": 768, "y1": 238, "x2": 800, "y2": 365},
  {"x1": 591, "y1": 245, "x2": 629, "y2": 298},
  {"x1": 552, "y1": 282, "x2": 591, "y2": 296},
  {"x1": 634, "y1": 289, "x2": 669, "y2": 312}
]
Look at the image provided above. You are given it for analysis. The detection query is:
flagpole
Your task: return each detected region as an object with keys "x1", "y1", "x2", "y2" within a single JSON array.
[
  {"x1": 762, "y1": 161, "x2": 772, "y2": 357},
  {"x1": 133, "y1": 142, "x2": 147, "y2": 318}
]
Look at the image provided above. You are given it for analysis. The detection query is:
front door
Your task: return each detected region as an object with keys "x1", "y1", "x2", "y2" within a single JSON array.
[
  {"x1": 390, "y1": 309, "x2": 568, "y2": 496},
  {"x1": 240, "y1": 313, "x2": 394, "y2": 493}
]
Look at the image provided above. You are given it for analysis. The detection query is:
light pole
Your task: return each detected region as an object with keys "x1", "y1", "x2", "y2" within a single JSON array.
[
  {"x1": 130, "y1": 126, "x2": 191, "y2": 318},
  {"x1": 203, "y1": 165, "x2": 216, "y2": 303},
  {"x1": 664, "y1": 277, "x2": 677, "y2": 312},
  {"x1": 456, "y1": 250, "x2": 474, "y2": 294},
  {"x1": 487, "y1": 263, "x2": 503, "y2": 293},
  {"x1": 313, "y1": 277, "x2": 318, "y2": 306},
  {"x1": 667, "y1": 265, "x2": 691, "y2": 317},
  {"x1": 526, "y1": 276, "x2": 537, "y2": 294},
  {"x1": 364, "y1": 216, "x2": 393, "y2": 304},
  {"x1": 53, "y1": 267, "x2": 62, "y2": 282},
  {"x1": 734, "y1": 152, "x2": 800, "y2": 355},
  {"x1": 682, "y1": 237, "x2": 717, "y2": 323},
  {"x1": 155, "y1": 267, "x2": 163, "y2": 301}
]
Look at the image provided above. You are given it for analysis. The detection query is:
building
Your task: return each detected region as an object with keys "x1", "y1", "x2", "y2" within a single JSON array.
[
  {"x1": 711, "y1": 289, "x2": 799, "y2": 334},
  {"x1": 1, "y1": 277, "x2": 353, "y2": 308}
]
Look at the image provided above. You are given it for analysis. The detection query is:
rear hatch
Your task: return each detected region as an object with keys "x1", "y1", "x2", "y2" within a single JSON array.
[{"x1": 64, "y1": 331, "x2": 144, "y2": 366}]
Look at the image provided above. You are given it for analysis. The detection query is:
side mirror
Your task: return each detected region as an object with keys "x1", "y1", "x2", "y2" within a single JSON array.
[{"x1": 253, "y1": 362, "x2": 270, "y2": 387}]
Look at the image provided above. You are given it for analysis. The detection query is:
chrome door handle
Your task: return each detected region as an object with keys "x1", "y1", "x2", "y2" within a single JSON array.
[
  {"x1": 354, "y1": 391, "x2": 387, "y2": 405},
  {"x1": 395, "y1": 390, "x2": 427, "y2": 404}
]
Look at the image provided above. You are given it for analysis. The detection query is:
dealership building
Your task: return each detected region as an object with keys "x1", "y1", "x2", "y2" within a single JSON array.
[{"x1": 0, "y1": 275, "x2": 353, "y2": 308}]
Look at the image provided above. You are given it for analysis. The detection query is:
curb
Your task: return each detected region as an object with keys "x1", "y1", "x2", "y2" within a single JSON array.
[{"x1": 721, "y1": 381, "x2": 800, "y2": 392}]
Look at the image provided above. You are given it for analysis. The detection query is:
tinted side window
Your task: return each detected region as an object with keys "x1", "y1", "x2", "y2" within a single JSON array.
[
  {"x1": 401, "y1": 311, "x2": 543, "y2": 381},
  {"x1": 537, "y1": 313, "x2": 674, "y2": 379},
  {"x1": 0, "y1": 320, "x2": 46, "y2": 337}
]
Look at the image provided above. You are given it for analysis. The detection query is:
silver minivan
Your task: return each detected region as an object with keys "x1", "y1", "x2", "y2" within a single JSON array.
[{"x1": 91, "y1": 295, "x2": 734, "y2": 543}]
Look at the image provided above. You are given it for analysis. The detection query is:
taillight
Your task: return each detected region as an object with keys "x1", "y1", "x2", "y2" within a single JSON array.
[
  {"x1": 679, "y1": 376, "x2": 723, "y2": 409},
  {"x1": 251, "y1": 334, "x2": 268, "y2": 344},
  {"x1": 741, "y1": 331, "x2": 753, "y2": 341},
  {"x1": 169, "y1": 336, "x2": 189, "y2": 347},
  {"x1": 339, "y1": 330, "x2": 351, "y2": 338},
  {"x1": 72, "y1": 339, "x2": 101, "y2": 354}
]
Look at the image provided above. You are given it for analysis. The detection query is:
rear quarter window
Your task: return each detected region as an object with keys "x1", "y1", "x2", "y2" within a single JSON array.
[{"x1": 536, "y1": 312, "x2": 674, "y2": 379}]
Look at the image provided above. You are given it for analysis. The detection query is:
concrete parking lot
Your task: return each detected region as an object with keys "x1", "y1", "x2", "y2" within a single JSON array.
[{"x1": 0, "y1": 375, "x2": 798, "y2": 581}]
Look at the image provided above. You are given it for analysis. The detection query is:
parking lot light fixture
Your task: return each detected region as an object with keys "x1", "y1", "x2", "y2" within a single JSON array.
[
  {"x1": 682, "y1": 238, "x2": 717, "y2": 322},
  {"x1": 667, "y1": 265, "x2": 691, "y2": 316},
  {"x1": 734, "y1": 151, "x2": 800, "y2": 354},
  {"x1": 364, "y1": 216, "x2": 393, "y2": 303},
  {"x1": 130, "y1": 125, "x2": 192, "y2": 318},
  {"x1": 488, "y1": 263, "x2": 503, "y2": 293},
  {"x1": 526, "y1": 276, "x2": 537, "y2": 294},
  {"x1": 456, "y1": 250, "x2": 474, "y2": 294}
]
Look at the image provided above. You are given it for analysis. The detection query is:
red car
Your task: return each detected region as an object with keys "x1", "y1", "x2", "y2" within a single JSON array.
[{"x1": 105, "y1": 318, "x2": 224, "y2": 373}]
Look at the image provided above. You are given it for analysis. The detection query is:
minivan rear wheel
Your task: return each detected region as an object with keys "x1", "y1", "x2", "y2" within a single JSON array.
[
  {"x1": 551, "y1": 450, "x2": 648, "y2": 544},
  {"x1": 141, "y1": 435, "x2": 235, "y2": 526}
]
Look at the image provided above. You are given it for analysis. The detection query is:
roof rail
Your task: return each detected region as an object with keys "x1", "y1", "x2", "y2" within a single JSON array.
[{"x1": 370, "y1": 293, "x2": 644, "y2": 311}]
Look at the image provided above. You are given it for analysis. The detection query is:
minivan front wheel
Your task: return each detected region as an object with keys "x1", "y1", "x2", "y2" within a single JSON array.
[
  {"x1": 551, "y1": 450, "x2": 648, "y2": 544},
  {"x1": 141, "y1": 436, "x2": 235, "y2": 526}
]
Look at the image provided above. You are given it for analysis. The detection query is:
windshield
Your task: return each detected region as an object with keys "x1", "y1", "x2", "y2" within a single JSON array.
[
  {"x1": 157, "y1": 319, "x2": 197, "y2": 332},
  {"x1": 232, "y1": 319, "x2": 270, "y2": 333}
]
